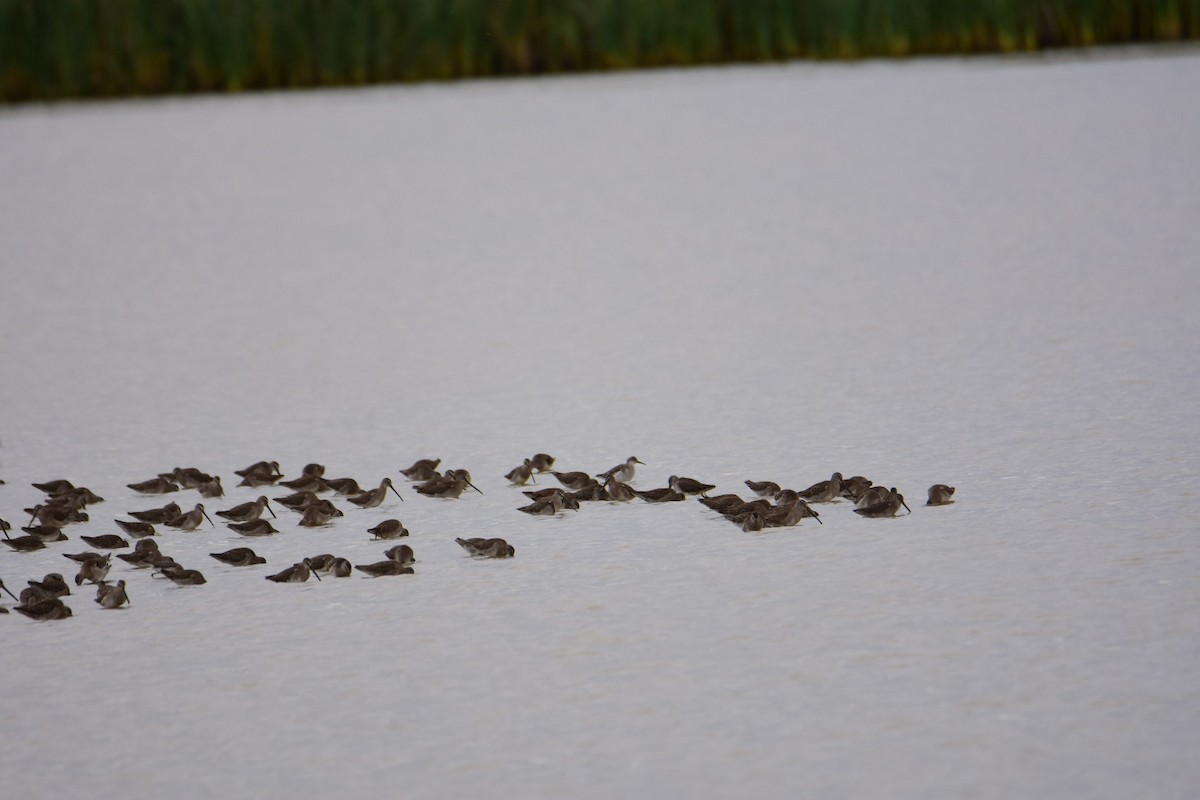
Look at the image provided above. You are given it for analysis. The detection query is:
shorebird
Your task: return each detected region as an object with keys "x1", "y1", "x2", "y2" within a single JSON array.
[
  {"x1": 668, "y1": 476, "x2": 715, "y2": 497},
  {"x1": 280, "y1": 464, "x2": 326, "y2": 489},
  {"x1": 154, "y1": 565, "x2": 207, "y2": 585},
  {"x1": 161, "y1": 467, "x2": 215, "y2": 489},
  {"x1": 210, "y1": 547, "x2": 266, "y2": 566},
  {"x1": 266, "y1": 559, "x2": 321, "y2": 583},
  {"x1": 274, "y1": 490, "x2": 321, "y2": 511},
  {"x1": 854, "y1": 486, "x2": 891, "y2": 509},
  {"x1": 79, "y1": 537, "x2": 127, "y2": 551},
  {"x1": 28, "y1": 504, "x2": 88, "y2": 526},
  {"x1": 518, "y1": 492, "x2": 580, "y2": 515},
  {"x1": 26, "y1": 572, "x2": 71, "y2": 598},
  {"x1": 347, "y1": 478, "x2": 404, "y2": 508},
  {"x1": 505, "y1": 459, "x2": 536, "y2": 486},
  {"x1": 368, "y1": 519, "x2": 408, "y2": 540},
  {"x1": 298, "y1": 499, "x2": 343, "y2": 527},
  {"x1": 597, "y1": 457, "x2": 644, "y2": 483},
  {"x1": 572, "y1": 483, "x2": 609, "y2": 502},
  {"x1": 927, "y1": 485, "x2": 956, "y2": 506},
  {"x1": 227, "y1": 519, "x2": 279, "y2": 537},
  {"x1": 128, "y1": 502, "x2": 182, "y2": 523},
  {"x1": 322, "y1": 477, "x2": 364, "y2": 495},
  {"x1": 115, "y1": 519, "x2": 157, "y2": 538},
  {"x1": 551, "y1": 471, "x2": 593, "y2": 491},
  {"x1": 197, "y1": 477, "x2": 224, "y2": 498},
  {"x1": 306, "y1": 554, "x2": 352, "y2": 577},
  {"x1": 530, "y1": 453, "x2": 556, "y2": 473},
  {"x1": 64, "y1": 551, "x2": 109, "y2": 565},
  {"x1": 74, "y1": 557, "x2": 112, "y2": 585},
  {"x1": 854, "y1": 488, "x2": 910, "y2": 518},
  {"x1": 234, "y1": 461, "x2": 282, "y2": 480},
  {"x1": 741, "y1": 512, "x2": 765, "y2": 532},
  {"x1": 415, "y1": 470, "x2": 481, "y2": 498},
  {"x1": 455, "y1": 537, "x2": 515, "y2": 558},
  {"x1": 164, "y1": 504, "x2": 215, "y2": 531},
  {"x1": 383, "y1": 544, "x2": 415, "y2": 565},
  {"x1": 744, "y1": 480, "x2": 781, "y2": 497},
  {"x1": 840, "y1": 476, "x2": 874, "y2": 501},
  {"x1": 14, "y1": 597, "x2": 72, "y2": 620},
  {"x1": 32, "y1": 479, "x2": 76, "y2": 494},
  {"x1": 633, "y1": 487, "x2": 685, "y2": 503},
  {"x1": 127, "y1": 476, "x2": 180, "y2": 494},
  {"x1": 700, "y1": 494, "x2": 750, "y2": 513},
  {"x1": 116, "y1": 539, "x2": 161, "y2": 567},
  {"x1": 603, "y1": 478, "x2": 638, "y2": 502},
  {"x1": 215, "y1": 496, "x2": 276, "y2": 523},
  {"x1": 3, "y1": 533, "x2": 46, "y2": 552},
  {"x1": 49, "y1": 487, "x2": 105, "y2": 506},
  {"x1": 798, "y1": 473, "x2": 844, "y2": 503},
  {"x1": 399, "y1": 458, "x2": 441, "y2": 481},
  {"x1": 95, "y1": 580, "x2": 130, "y2": 609},
  {"x1": 356, "y1": 559, "x2": 415, "y2": 576},
  {"x1": 21, "y1": 525, "x2": 68, "y2": 542}
]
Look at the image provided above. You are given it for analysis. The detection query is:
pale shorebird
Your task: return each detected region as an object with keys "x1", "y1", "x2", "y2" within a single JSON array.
[
  {"x1": 505, "y1": 459, "x2": 536, "y2": 486},
  {"x1": 530, "y1": 453, "x2": 556, "y2": 473},
  {"x1": 215, "y1": 496, "x2": 276, "y2": 523},
  {"x1": 210, "y1": 547, "x2": 267, "y2": 566},
  {"x1": 298, "y1": 499, "x2": 343, "y2": 527},
  {"x1": 15, "y1": 597, "x2": 72, "y2": 620},
  {"x1": 383, "y1": 544, "x2": 415, "y2": 565},
  {"x1": 128, "y1": 502, "x2": 182, "y2": 523},
  {"x1": 356, "y1": 559, "x2": 415, "y2": 576},
  {"x1": 798, "y1": 473, "x2": 844, "y2": 503},
  {"x1": 227, "y1": 519, "x2": 279, "y2": 536},
  {"x1": 79, "y1": 537, "x2": 127, "y2": 551},
  {"x1": 74, "y1": 557, "x2": 112, "y2": 585},
  {"x1": 164, "y1": 504, "x2": 215, "y2": 531},
  {"x1": 115, "y1": 519, "x2": 157, "y2": 538},
  {"x1": 854, "y1": 488, "x2": 910, "y2": 518},
  {"x1": 927, "y1": 485, "x2": 956, "y2": 506},
  {"x1": 668, "y1": 476, "x2": 715, "y2": 497},
  {"x1": 116, "y1": 539, "x2": 161, "y2": 567},
  {"x1": 368, "y1": 519, "x2": 408, "y2": 540},
  {"x1": 127, "y1": 477, "x2": 180, "y2": 494},
  {"x1": 348, "y1": 478, "x2": 404, "y2": 508},
  {"x1": 399, "y1": 458, "x2": 442, "y2": 481},
  {"x1": 597, "y1": 457, "x2": 644, "y2": 483},
  {"x1": 266, "y1": 559, "x2": 322, "y2": 583},
  {"x1": 95, "y1": 580, "x2": 130, "y2": 609},
  {"x1": 455, "y1": 537, "x2": 515, "y2": 558},
  {"x1": 744, "y1": 480, "x2": 781, "y2": 497}
]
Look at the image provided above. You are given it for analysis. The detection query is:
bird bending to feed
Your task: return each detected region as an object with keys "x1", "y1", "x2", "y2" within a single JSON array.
[
  {"x1": 154, "y1": 565, "x2": 207, "y2": 585},
  {"x1": 551, "y1": 471, "x2": 593, "y2": 491},
  {"x1": 668, "y1": 475, "x2": 715, "y2": 497},
  {"x1": 95, "y1": 580, "x2": 130, "y2": 608},
  {"x1": 265, "y1": 559, "x2": 321, "y2": 583},
  {"x1": 415, "y1": 470, "x2": 482, "y2": 498},
  {"x1": 80, "y1": 534, "x2": 129, "y2": 549},
  {"x1": 603, "y1": 478, "x2": 638, "y2": 502},
  {"x1": 210, "y1": 547, "x2": 266, "y2": 566},
  {"x1": 23, "y1": 573, "x2": 71, "y2": 600},
  {"x1": 235, "y1": 460, "x2": 282, "y2": 479},
  {"x1": 798, "y1": 473, "x2": 844, "y2": 503},
  {"x1": 3, "y1": 533, "x2": 47, "y2": 552},
  {"x1": 927, "y1": 484, "x2": 956, "y2": 506},
  {"x1": 298, "y1": 499, "x2": 344, "y2": 527},
  {"x1": 21, "y1": 525, "x2": 68, "y2": 542},
  {"x1": 455, "y1": 537, "x2": 515, "y2": 558},
  {"x1": 196, "y1": 476, "x2": 224, "y2": 498},
  {"x1": 274, "y1": 491, "x2": 320, "y2": 511},
  {"x1": 322, "y1": 477, "x2": 363, "y2": 495},
  {"x1": 368, "y1": 519, "x2": 408, "y2": 540},
  {"x1": 356, "y1": 559, "x2": 415, "y2": 576},
  {"x1": 116, "y1": 539, "x2": 161, "y2": 567},
  {"x1": 518, "y1": 491, "x2": 580, "y2": 514},
  {"x1": 633, "y1": 487, "x2": 685, "y2": 503},
  {"x1": 505, "y1": 459, "x2": 536, "y2": 486},
  {"x1": 530, "y1": 453, "x2": 556, "y2": 473},
  {"x1": 597, "y1": 456, "x2": 644, "y2": 483},
  {"x1": 164, "y1": 504, "x2": 215, "y2": 531},
  {"x1": 853, "y1": 488, "x2": 910, "y2": 518},
  {"x1": 399, "y1": 458, "x2": 441, "y2": 481},
  {"x1": 115, "y1": 519, "x2": 156, "y2": 538},
  {"x1": 227, "y1": 519, "x2": 279, "y2": 537},
  {"x1": 215, "y1": 496, "x2": 276, "y2": 522},
  {"x1": 348, "y1": 478, "x2": 404, "y2": 508},
  {"x1": 74, "y1": 557, "x2": 112, "y2": 586},
  {"x1": 744, "y1": 480, "x2": 781, "y2": 498},
  {"x1": 32, "y1": 479, "x2": 76, "y2": 494},
  {"x1": 383, "y1": 544, "x2": 415, "y2": 565},
  {"x1": 280, "y1": 464, "x2": 326, "y2": 490}
]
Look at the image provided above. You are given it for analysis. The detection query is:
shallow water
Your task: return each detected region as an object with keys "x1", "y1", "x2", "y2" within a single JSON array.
[{"x1": 1, "y1": 47, "x2": 1198, "y2": 798}]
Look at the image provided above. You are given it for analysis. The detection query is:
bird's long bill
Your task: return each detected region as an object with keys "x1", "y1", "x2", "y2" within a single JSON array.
[
  {"x1": 466, "y1": 480, "x2": 483, "y2": 495},
  {"x1": 388, "y1": 484, "x2": 404, "y2": 502},
  {"x1": 306, "y1": 561, "x2": 323, "y2": 582},
  {"x1": 201, "y1": 508, "x2": 215, "y2": 528},
  {"x1": 1, "y1": 582, "x2": 18, "y2": 602},
  {"x1": 265, "y1": 501, "x2": 277, "y2": 519},
  {"x1": 27, "y1": 506, "x2": 40, "y2": 524},
  {"x1": 900, "y1": 497, "x2": 912, "y2": 514},
  {"x1": 812, "y1": 511, "x2": 824, "y2": 525},
  {"x1": 124, "y1": 588, "x2": 131, "y2": 606}
]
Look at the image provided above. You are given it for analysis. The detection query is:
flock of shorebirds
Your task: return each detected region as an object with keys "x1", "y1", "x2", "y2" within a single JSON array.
[{"x1": 0, "y1": 455, "x2": 955, "y2": 621}]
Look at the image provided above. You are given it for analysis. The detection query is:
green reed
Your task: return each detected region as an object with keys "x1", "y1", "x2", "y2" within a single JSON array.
[{"x1": 1, "y1": 0, "x2": 1195, "y2": 102}]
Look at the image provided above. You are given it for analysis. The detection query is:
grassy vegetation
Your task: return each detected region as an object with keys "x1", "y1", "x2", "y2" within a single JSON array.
[{"x1": 1, "y1": 0, "x2": 1196, "y2": 101}]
